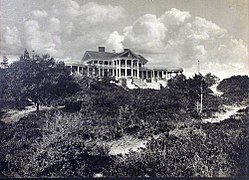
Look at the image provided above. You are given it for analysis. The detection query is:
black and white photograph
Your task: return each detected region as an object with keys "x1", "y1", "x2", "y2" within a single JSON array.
[{"x1": 0, "y1": 0, "x2": 248, "y2": 178}]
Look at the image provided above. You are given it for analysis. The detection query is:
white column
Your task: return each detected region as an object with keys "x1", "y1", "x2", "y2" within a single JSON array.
[
  {"x1": 70, "y1": 65, "x2": 73, "y2": 75},
  {"x1": 137, "y1": 60, "x2": 139, "y2": 79},
  {"x1": 125, "y1": 59, "x2": 127, "y2": 78},
  {"x1": 77, "y1": 66, "x2": 80, "y2": 74},
  {"x1": 119, "y1": 60, "x2": 121, "y2": 78},
  {"x1": 131, "y1": 60, "x2": 133, "y2": 78}
]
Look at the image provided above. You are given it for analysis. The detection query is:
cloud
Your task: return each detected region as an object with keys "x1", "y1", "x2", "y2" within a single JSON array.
[
  {"x1": 79, "y1": 2, "x2": 125, "y2": 24},
  {"x1": 49, "y1": 17, "x2": 61, "y2": 33},
  {"x1": 122, "y1": 14, "x2": 166, "y2": 53},
  {"x1": 1, "y1": 26, "x2": 22, "y2": 55},
  {"x1": 105, "y1": 8, "x2": 247, "y2": 78},
  {"x1": 23, "y1": 19, "x2": 63, "y2": 56},
  {"x1": 105, "y1": 31, "x2": 124, "y2": 52},
  {"x1": 31, "y1": 10, "x2": 48, "y2": 18},
  {"x1": 1, "y1": 0, "x2": 126, "y2": 60}
]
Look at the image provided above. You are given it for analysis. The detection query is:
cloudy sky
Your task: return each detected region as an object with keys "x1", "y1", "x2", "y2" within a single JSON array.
[{"x1": 0, "y1": 0, "x2": 248, "y2": 78}]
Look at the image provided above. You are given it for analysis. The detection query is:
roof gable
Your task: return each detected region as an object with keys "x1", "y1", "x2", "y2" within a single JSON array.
[
  {"x1": 82, "y1": 52, "x2": 93, "y2": 61},
  {"x1": 137, "y1": 55, "x2": 148, "y2": 63},
  {"x1": 116, "y1": 49, "x2": 140, "y2": 59}
]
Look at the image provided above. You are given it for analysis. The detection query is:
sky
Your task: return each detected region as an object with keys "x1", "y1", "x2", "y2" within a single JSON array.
[{"x1": 0, "y1": 0, "x2": 248, "y2": 78}]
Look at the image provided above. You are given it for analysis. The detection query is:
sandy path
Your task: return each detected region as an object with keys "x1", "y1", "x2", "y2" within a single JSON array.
[
  {"x1": 1, "y1": 106, "x2": 53, "y2": 124},
  {"x1": 108, "y1": 136, "x2": 147, "y2": 155}
]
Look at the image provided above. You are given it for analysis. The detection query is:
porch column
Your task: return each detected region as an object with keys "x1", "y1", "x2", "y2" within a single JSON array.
[
  {"x1": 137, "y1": 60, "x2": 140, "y2": 79},
  {"x1": 131, "y1": 60, "x2": 133, "y2": 77},
  {"x1": 87, "y1": 66, "x2": 90, "y2": 76},
  {"x1": 77, "y1": 66, "x2": 80, "y2": 74},
  {"x1": 119, "y1": 60, "x2": 121, "y2": 78},
  {"x1": 125, "y1": 59, "x2": 127, "y2": 78},
  {"x1": 70, "y1": 65, "x2": 73, "y2": 75}
]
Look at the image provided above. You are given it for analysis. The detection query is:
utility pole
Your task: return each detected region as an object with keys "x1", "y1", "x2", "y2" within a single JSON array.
[{"x1": 197, "y1": 59, "x2": 203, "y2": 114}]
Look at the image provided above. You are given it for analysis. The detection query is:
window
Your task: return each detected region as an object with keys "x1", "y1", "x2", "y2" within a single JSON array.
[
  {"x1": 155, "y1": 71, "x2": 158, "y2": 77},
  {"x1": 94, "y1": 60, "x2": 98, "y2": 64},
  {"x1": 133, "y1": 70, "x2": 137, "y2": 77},
  {"x1": 109, "y1": 69, "x2": 113, "y2": 76},
  {"x1": 99, "y1": 61, "x2": 103, "y2": 65},
  {"x1": 121, "y1": 69, "x2": 125, "y2": 76},
  {"x1": 104, "y1": 61, "x2": 108, "y2": 65},
  {"x1": 127, "y1": 69, "x2": 131, "y2": 76},
  {"x1": 121, "y1": 59, "x2": 125, "y2": 67},
  {"x1": 133, "y1": 60, "x2": 137, "y2": 67},
  {"x1": 127, "y1": 60, "x2": 131, "y2": 67}
]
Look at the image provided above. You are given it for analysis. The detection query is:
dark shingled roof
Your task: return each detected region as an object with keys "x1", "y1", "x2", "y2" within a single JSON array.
[{"x1": 82, "y1": 49, "x2": 148, "y2": 63}]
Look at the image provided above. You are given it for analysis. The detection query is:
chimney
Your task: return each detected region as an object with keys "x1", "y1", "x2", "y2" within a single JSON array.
[
  {"x1": 98, "y1": 47, "x2": 105, "y2": 52},
  {"x1": 113, "y1": 49, "x2": 116, "y2": 53}
]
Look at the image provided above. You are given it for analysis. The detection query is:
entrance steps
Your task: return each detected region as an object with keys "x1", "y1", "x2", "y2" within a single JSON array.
[{"x1": 133, "y1": 79, "x2": 148, "y2": 89}]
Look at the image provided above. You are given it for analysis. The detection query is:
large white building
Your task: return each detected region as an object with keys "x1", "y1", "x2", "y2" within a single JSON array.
[{"x1": 65, "y1": 47, "x2": 183, "y2": 89}]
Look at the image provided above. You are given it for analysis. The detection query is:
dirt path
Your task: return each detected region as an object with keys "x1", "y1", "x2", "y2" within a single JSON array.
[
  {"x1": 203, "y1": 105, "x2": 247, "y2": 123},
  {"x1": 210, "y1": 83, "x2": 223, "y2": 96},
  {"x1": 203, "y1": 83, "x2": 246, "y2": 123},
  {"x1": 1, "y1": 106, "x2": 52, "y2": 124},
  {"x1": 108, "y1": 136, "x2": 147, "y2": 155}
]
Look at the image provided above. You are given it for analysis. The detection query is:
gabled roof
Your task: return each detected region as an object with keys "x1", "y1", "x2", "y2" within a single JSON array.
[
  {"x1": 115, "y1": 49, "x2": 140, "y2": 59},
  {"x1": 137, "y1": 55, "x2": 148, "y2": 63},
  {"x1": 82, "y1": 51, "x2": 118, "y2": 61},
  {"x1": 81, "y1": 49, "x2": 149, "y2": 64}
]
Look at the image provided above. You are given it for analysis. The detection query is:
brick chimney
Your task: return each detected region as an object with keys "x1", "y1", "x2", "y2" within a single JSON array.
[{"x1": 98, "y1": 47, "x2": 105, "y2": 52}]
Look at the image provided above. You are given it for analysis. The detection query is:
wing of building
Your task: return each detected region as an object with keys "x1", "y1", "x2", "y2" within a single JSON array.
[{"x1": 65, "y1": 47, "x2": 183, "y2": 90}]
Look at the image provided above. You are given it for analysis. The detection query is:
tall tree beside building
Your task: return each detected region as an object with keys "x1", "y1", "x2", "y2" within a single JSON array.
[{"x1": 4, "y1": 50, "x2": 81, "y2": 111}]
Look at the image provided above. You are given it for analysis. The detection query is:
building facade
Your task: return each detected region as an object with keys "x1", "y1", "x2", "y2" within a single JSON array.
[{"x1": 65, "y1": 47, "x2": 183, "y2": 89}]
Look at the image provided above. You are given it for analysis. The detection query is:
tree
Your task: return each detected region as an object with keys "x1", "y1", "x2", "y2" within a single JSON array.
[
  {"x1": 204, "y1": 73, "x2": 220, "y2": 87},
  {"x1": 217, "y1": 75, "x2": 249, "y2": 104},
  {"x1": 4, "y1": 50, "x2": 80, "y2": 111}
]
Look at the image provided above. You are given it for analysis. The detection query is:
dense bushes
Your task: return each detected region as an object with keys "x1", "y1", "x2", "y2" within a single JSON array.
[
  {"x1": 0, "y1": 110, "x2": 117, "y2": 177},
  {"x1": 105, "y1": 108, "x2": 249, "y2": 177},
  {"x1": 217, "y1": 75, "x2": 249, "y2": 105},
  {"x1": 2, "y1": 107, "x2": 247, "y2": 177}
]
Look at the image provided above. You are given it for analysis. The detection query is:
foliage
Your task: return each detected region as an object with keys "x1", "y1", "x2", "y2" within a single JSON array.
[
  {"x1": 217, "y1": 75, "x2": 249, "y2": 105},
  {"x1": 3, "y1": 50, "x2": 80, "y2": 110},
  {"x1": 204, "y1": 73, "x2": 220, "y2": 87},
  {"x1": 106, "y1": 109, "x2": 249, "y2": 177}
]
